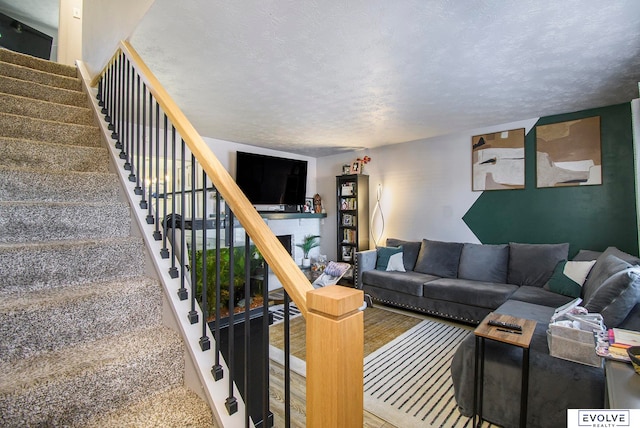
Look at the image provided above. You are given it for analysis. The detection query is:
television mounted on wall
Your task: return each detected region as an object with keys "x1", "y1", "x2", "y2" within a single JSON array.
[{"x1": 235, "y1": 151, "x2": 307, "y2": 209}]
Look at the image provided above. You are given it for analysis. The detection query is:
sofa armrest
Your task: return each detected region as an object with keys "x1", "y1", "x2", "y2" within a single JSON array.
[{"x1": 355, "y1": 249, "x2": 377, "y2": 289}]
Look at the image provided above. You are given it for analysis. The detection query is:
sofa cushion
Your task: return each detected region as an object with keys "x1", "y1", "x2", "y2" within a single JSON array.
[
  {"x1": 375, "y1": 246, "x2": 404, "y2": 271},
  {"x1": 585, "y1": 267, "x2": 640, "y2": 328},
  {"x1": 572, "y1": 249, "x2": 602, "y2": 261},
  {"x1": 422, "y1": 278, "x2": 518, "y2": 309},
  {"x1": 414, "y1": 239, "x2": 464, "y2": 278},
  {"x1": 582, "y1": 248, "x2": 640, "y2": 302},
  {"x1": 507, "y1": 242, "x2": 569, "y2": 287},
  {"x1": 361, "y1": 270, "x2": 438, "y2": 297},
  {"x1": 544, "y1": 260, "x2": 596, "y2": 298},
  {"x1": 508, "y1": 285, "x2": 575, "y2": 308},
  {"x1": 386, "y1": 238, "x2": 422, "y2": 271},
  {"x1": 458, "y1": 243, "x2": 509, "y2": 283}
]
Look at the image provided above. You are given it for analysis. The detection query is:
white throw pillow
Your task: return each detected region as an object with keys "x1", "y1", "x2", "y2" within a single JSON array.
[
  {"x1": 564, "y1": 260, "x2": 597, "y2": 285},
  {"x1": 386, "y1": 252, "x2": 406, "y2": 272}
]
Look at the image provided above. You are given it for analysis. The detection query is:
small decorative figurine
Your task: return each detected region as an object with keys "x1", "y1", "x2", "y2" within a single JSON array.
[{"x1": 313, "y1": 193, "x2": 322, "y2": 213}]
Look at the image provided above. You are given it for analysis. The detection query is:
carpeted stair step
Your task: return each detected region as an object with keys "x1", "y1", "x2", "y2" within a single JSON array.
[
  {"x1": 0, "y1": 138, "x2": 110, "y2": 172},
  {"x1": 0, "y1": 47, "x2": 77, "y2": 78},
  {"x1": 0, "y1": 93, "x2": 94, "y2": 125},
  {"x1": 0, "y1": 237, "x2": 146, "y2": 294},
  {"x1": 0, "y1": 168, "x2": 119, "y2": 203},
  {"x1": 0, "y1": 276, "x2": 162, "y2": 364},
  {"x1": 0, "y1": 61, "x2": 82, "y2": 92},
  {"x1": 83, "y1": 386, "x2": 215, "y2": 428},
  {"x1": 0, "y1": 112, "x2": 101, "y2": 147},
  {"x1": 0, "y1": 327, "x2": 184, "y2": 427},
  {"x1": 0, "y1": 75, "x2": 87, "y2": 107},
  {"x1": 0, "y1": 201, "x2": 130, "y2": 243}
]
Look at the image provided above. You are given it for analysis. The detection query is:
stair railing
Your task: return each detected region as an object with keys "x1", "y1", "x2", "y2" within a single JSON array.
[{"x1": 79, "y1": 40, "x2": 364, "y2": 428}]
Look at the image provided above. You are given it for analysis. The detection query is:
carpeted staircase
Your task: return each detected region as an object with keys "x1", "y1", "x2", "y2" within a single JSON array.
[{"x1": 0, "y1": 48, "x2": 215, "y2": 427}]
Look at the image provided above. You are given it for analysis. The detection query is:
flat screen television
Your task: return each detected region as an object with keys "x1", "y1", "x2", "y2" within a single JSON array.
[{"x1": 235, "y1": 151, "x2": 307, "y2": 208}]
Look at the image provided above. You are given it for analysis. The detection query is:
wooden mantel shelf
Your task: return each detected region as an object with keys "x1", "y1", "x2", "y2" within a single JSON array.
[{"x1": 258, "y1": 212, "x2": 327, "y2": 220}]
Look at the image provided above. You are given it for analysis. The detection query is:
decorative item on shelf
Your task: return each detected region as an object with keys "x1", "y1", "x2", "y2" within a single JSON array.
[
  {"x1": 296, "y1": 234, "x2": 320, "y2": 268},
  {"x1": 303, "y1": 197, "x2": 313, "y2": 213},
  {"x1": 342, "y1": 164, "x2": 351, "y2": 175},
  {"x1": 341, "y1": 246, "x2": 353, "y2": 262},
  {"x1": 313, "y1": 193, "x2": 322, "y2": 213},
  {"x1": 355, "y1": 155, "x2": 371, "y2": 174}
]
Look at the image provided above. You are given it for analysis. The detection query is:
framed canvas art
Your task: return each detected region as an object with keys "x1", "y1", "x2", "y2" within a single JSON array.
[
  {"x1": 536, "y1": 116, "x2": 601, "y2": 188},
  {"x1": 472, "y1": 128, "x2": 525, "y2": 191}
]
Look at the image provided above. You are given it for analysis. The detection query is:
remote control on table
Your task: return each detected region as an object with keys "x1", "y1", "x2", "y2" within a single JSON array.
[{"x1": 487, "y1": 319, "x2": 522, "y2": 331}]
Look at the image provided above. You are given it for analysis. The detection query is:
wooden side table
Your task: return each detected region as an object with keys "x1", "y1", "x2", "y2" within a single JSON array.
[{"x1": 473, "y1": 312, "x2": 537, "y2": 428}]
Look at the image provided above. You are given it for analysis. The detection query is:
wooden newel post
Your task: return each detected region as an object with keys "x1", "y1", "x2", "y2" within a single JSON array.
[{"x1": 306, "y1": 285, "x2": 364, "y2": 427}]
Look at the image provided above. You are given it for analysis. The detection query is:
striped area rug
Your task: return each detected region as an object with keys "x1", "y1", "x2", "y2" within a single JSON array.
[
  {"x1": 269, "y1": 303, "x2": 302, "y2": 325},
  {"x1": 364, "y1": 319, "x2": 497, "y2": 428}
]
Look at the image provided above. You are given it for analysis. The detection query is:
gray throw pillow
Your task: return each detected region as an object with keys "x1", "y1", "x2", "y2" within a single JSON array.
[
  {"x1": 507, "y1": 242, "x2": 569, "y2": 287},
  {"x1": 386, "y1": 238, "x2": 422, "y2": 271},
  {"x1": 582, "y1": 247, "x2": 640, "y2": 302},
  {"x1": 585, "y1": 267, "x2": 640, "y2": 328},
  {"x1": 572, "y1": 249, "x2": 602, "y2": 262},
  {"x1": 414, "y1": 239, "x2": 463, "y2": 278},
  {"x1": 458, "y1": 243, "x2": 509, "y2": 283}
]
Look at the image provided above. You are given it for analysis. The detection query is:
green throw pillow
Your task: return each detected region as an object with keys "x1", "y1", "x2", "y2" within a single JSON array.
[
  {"x1": 546, "y1": 260, "x2": 596, "y2": 298},
  {"x1": 376, "y1": 246, "x2": 404, "y2": 271}
]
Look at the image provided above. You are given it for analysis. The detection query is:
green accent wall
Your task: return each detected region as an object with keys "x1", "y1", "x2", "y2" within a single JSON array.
[{"x1": 463, "y1": 103, "x2": 638, "y2": 257}]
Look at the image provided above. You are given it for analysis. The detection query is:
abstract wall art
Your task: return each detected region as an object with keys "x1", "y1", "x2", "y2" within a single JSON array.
[
  {"x1": 472, "y1": 128, "x2": 525, "y2": 191},
  {"x1": 536, "y1": 116, "x2": 601, "y2": 188}
]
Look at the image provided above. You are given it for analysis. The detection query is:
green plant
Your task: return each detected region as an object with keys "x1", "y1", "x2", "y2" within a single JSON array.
[
  {"x1": 296, "y1": 234, "x2": 321, "y2": 259},
  {"x1": 193, "y1": 245, "x2": 263, "y2": 319}
]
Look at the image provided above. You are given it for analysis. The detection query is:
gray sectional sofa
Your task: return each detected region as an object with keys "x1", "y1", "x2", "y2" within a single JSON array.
[{"x1": 355, "y1": 239, "x2": 640, "y2": 428}]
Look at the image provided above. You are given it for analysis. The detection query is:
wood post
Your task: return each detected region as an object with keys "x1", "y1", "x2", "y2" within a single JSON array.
[{"x1": 306, "y1": 286, "x2": 364, "y2": 427}]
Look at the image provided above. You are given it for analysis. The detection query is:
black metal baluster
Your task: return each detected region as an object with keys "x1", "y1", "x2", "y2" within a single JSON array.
[
  {"x1": 177, "y1": 138, "x2": 188, "y2": 300},
  {"x1": 168, "y1": 125, "x2": 178, "y2": 279},
  {"x1": 153, "y1": 102, "x2": 161, "y2": 240},
  {"x1": 160, "y1": 114, "x2": 170, "y2": 257},
  {"x1": 284, "y1": 290, "x2": 291, "y2": 428},
  {"x1": 139, "y1": 87, "x2": 148, "y2": 208},
  {"x1": 244, "y1": 234, "x2": 252, "y2": 428},
  {"x1": 200, "y1": 171, "x2": 211, "y2": 351},
  {"x1": 188, "y1": 153, "x2": 199, "y2": 325},
  {"x1": 96, "y1": 75, "x2": 103, "y2": 105},
  {"x1": 101, "y1": 68, "x2": 109, "y2": 116},
  {"x1": 226, "y1": 210, "x2": 238, "y2": 415},
  {"x1": 121, "y1": 58, "x2": 130, "y2": 166},
  {"x1": 262, "y1": 262, "x2": 271, "y2": 427},
  {"x1": 113, "y1": 53, "x2": 121, "y2": 144},
  {"x1": 211, "y1": 189, "x2": 224, "y2": 381},
  {"x1": 145, "y1": 97, "x2": 155, "y2": 224},
  {"x1": 106, "y1": 57, "x2": 115, "y2": 129},
  {"x1": 133, "y1": 74, "x2": 142, "y2": 192},
  {"x1": 127, "y1": 63, "x2": 138, "y2": 183}
]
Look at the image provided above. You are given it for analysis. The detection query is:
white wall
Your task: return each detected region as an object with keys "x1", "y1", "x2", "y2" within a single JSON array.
[
  {"x1": 82, "y1": 0, "x2": 154, "y2": 76},
  {"x1": 317, "y1": 118, "x2": 539, "y2": 260}
]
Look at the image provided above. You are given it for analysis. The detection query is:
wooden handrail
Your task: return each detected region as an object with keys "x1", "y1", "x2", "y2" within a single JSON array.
[{"x1": 110, "y1": 40, "x2": 313, "y2": 316}]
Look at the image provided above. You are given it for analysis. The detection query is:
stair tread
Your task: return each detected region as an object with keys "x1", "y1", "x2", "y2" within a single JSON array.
[
  {"x1": 0, "y1": 61, "x2": 82, "y2": 92},
  {"x1": 0, "y1": 92, "x2": 93, "y2": 125},
  {"x1": 0, "y1": 48, "x2": 77, "y2": 78},
  {"x1": 0, "y1": 275, "x2": 156, "y2": 312},
  {"x1": 84, "y1": 386, "x2": 216, "y2": 428},
  {"x1": 0, "y1": 325, "x2": 182, "y2": 395},
  {"x1": 0, "y1": 75, "x2": 87, "y2": 107}
]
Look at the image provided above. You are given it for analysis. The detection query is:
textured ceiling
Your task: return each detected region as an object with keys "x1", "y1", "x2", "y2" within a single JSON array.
[
  {"x1": 130, "y1": 0, "x2": 640, "y2": 157},
  {"x1": 6, "y1": 1, "x2": 640, "y2": 158}
]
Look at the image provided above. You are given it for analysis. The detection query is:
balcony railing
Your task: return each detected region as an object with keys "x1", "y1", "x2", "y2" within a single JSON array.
[{"x1": 79, "y1": 40, "x2": 364, "y2": 427}]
